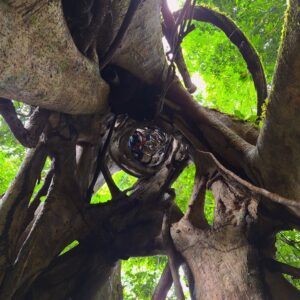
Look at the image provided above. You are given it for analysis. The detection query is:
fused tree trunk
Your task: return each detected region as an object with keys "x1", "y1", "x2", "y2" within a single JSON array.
[
  {"x1": 172, "y1": 223, "x2": 266, "y2": 299},
  {"x1": 0, "y1": 0, "x2": 109, "y2": 114},
  {"x1": 0, "y1": 0, "x2": 300, "y2": 299},
  {"x1": 171, "y1": 176, "x2": 300, "y2": 300}
]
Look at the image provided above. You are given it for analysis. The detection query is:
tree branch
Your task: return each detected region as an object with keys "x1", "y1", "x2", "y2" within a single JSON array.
[
  {"x1": 199, "y1": 151, "x2": 300, "y2": 209},
  {"x1": 0, "y1": 99, "x2": 50, "y2": 148},
  {"x1": 264, "y1": 258, "x2": 300, "y2": 279},
  {"x1": 0, "y1": 144, "x2": 47, "y2": 247},
  {"x1": 86, "y1": 115, "x2": 121, "y2": 202},
  {"x1": 166, "y1": 79, "x2": 255, "y2": 179},
  {"x1": 0, "y1": 144, "x2": 47, "y2": 289},
  {"x1": 152, "y1": 261, "x2": 194, "y2": 300},
  {"x1": 174, "y1": 5, "x2": 267, "y2": 119},
  {"x1": 182, "y1": 263, "x2": 195, "y2": 298},
  {"x1": 161, "y1": 0, "x2": 196, "y2": 93},
  {"x1": 99, "y1": 0, "x2": 143, "y2": 69},
  {"x1": 0, "y1": 138, "x2": 91, "y2": 299},
  {"x1": 152, "y1": 262, "x2": 174, "y2": 300},
  {"x1": 162, "y1": 213, "x2": 185, "y2": 300},
  {"x1": 24, "y1": 165, "x2": 54, "y2": 229}
]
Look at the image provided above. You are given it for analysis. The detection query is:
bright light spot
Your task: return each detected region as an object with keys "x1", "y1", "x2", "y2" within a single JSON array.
[
  {"x1": 167, "y1": 0, "x2": 181, "y2": 13},
  {"x1": 191, "y1": 72, "x2": 207, "y2": 97}
]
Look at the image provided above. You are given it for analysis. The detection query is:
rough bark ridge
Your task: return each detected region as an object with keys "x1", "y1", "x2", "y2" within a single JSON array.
[{"x1": 0, "y1": 0, "x2": 300, "y2": 299}]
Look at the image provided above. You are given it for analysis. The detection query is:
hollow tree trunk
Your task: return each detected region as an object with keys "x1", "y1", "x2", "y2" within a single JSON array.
[{"x1": 1, "y1": 0, "x2": 300, "y2": 299}]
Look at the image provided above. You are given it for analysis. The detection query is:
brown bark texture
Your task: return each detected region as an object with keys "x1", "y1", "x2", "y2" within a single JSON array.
[{"x1": 0, "y1": 0, "x2": 300, "y2": 299}]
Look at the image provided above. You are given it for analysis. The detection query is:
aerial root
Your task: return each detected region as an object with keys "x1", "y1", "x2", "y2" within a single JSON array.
[
  {"x1": 199, "y1": 151, "x2": 300, "y2": 209},
  {"x1": 86, "y1": 115, "x2": 122, "y2": 202},
  {"x1": 162, "y1": 212, "x2": 185, "y2": 300},
  {"x1": 99, "y1": 0, "x2": 143, "y2": 69},
  {"x1": 152, "y1": 261, "x2": 174, "y2": 300},
  {"x1": 161, "y1": 0, "x2": 196, "y2": 94},
  {"x1": 0, "y1": 98, "x2": 50, "y2": 148},
  {"x1": 264, "y1": 258, "x2": 300, "y2": 279},
  {"x1": 173, "y1": 5, "x2": 267, "y2": 120}
]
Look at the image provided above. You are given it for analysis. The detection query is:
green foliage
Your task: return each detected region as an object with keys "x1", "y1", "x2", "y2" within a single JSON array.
[
  {"x1": 91, "y1": 170, "x2": 137, "y2": 204},
  {"x1": 204, "y1": 190, "x2": 215, "y2": 224},
  {"x1": 0, "y1": 120, "x2": 25, "y2": 195},
  {"x1": 122, "y1": 256, "x2": 168, "y2": 300},
  {"x1": 59, "y1": 240, "x2": 80, "y2": 256},
  {"x1": 91, "y1": 181, "x2": 112, "y2": 204},
  {"x1": 171, "y1": 163, "x2": 215, "y2": 224},
  {"x1": 172, "y1": 163, "x2": 196, "y2": 211},
  {"x1": 276, "y1": 230, "x2": 300, "y2": 289},
  {"x1": 122, "y1": 256, "x2": 191, "y2": 300},
  {"x1": 0, "y1": 102, "x2": 34, "y2": 195},
  {"x1": 182, "y1": 0, "x2": 286, "y2": 119},
  {"x1": 30, "y1": 157, "x2": 52, "y2": 203}
]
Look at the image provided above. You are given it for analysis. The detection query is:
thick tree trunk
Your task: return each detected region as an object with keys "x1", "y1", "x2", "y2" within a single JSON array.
[
  {"x1": 171, "y1": 176, "x2": 300, "y2": 300},
  {"x1": 172, "y1": 221, "x2": 300, "y2": 299},
  {"x1": 0, "y1": 1, "x2": 109, "y2": 114},
  {"x1": 251, "y1": 0, "x2": 300, "y2": 217},
  {"x1": 172, "y1": 221, "x2": 266, "y2": 299}
]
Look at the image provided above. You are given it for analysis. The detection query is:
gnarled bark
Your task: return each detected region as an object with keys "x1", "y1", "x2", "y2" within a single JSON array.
[
  {"x1": 0, "y1": 0, "x2": 300, "y2": 299},
  {"x1": 252, "y1": 1, "x2": 300, "y2": 216},
  {"x1": 0, "y1": 1, "x2": 109, "y2": 114}
]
